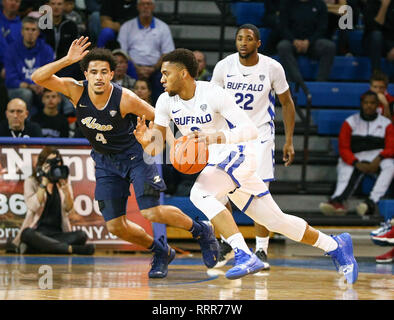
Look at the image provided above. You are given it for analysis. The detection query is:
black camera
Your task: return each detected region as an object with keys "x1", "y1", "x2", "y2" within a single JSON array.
[{"x1": 36, "y1": 157, "x2": 69, "y2": 183}]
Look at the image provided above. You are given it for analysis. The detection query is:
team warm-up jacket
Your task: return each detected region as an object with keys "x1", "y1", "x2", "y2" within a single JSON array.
[{"x1": 339, "y1": 112, "x2": 394, "y2": 166}]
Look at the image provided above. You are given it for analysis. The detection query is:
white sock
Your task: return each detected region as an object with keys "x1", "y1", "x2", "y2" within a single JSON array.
[
  {"x1": 313, "y1": 231, "x2": 338, "y2": 252},
  {"x1": 226, "y1": 233, "x2": 250, "y2": 254},
  {"x1": 255, "y1": 236, "x2": 269, "y2": 253}
]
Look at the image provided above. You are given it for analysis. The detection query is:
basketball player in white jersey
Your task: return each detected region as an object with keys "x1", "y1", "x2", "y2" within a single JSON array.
[
  {"x1": 134, "y1": 48, "x2": 358, "y2": 284},
  {"x1": 210, "y1": 24, "x2": 296, "y2": 269}
]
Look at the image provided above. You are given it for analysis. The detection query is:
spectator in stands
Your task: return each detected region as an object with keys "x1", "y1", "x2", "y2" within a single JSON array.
[
  {"x1": 369, "y1": 70, "x2": 394, "y2": 120},
  {"x1": 0, "y1": 0, "x2": 21, "y2": 76},
  {"x1": 277, "y1": 0, "x2": 336, "y2": 93},
  {"x1": 363, "y1": 0, "x2": 394, "y2": 74},
  {"x1": 4, "y1": 16, "x2": 54, "y2": 115},
  {"x1": 0, "y1": 0, "x2": 22, "y2": 47},
  {"x1": 118, "y1": 0, "x2": 175, "y2": 103},
  {"x1": 112, "y1": 49, "x2": 137, "y2": 90},
  {"x1": 6, "y1": 146, "x2": 95, "y2": 255},
  {"x1": 0, "y1": 34, "x2": 6, "y2": 75},
  {"x1": 319, "y1": 90, "x2": 394, "y2": 216},
  {"x1": 193, "y1": 50, "x2": 212, "y2": 81},
  {"x1": 0, "y1": 98, "x2": 42, "y2": 137},
  {"x1": 41, "y1": 0, "x2": 81, "y2": 79},
  {"x1": 0, "y1": 75, "x2": 9, "y2": 121},
  {"x1": 31, "y1": 89, "x2": 69, "y2": 137},
  {"x1": 260, "y1": 0, "x2": 282, "y2": 55},
  {"x1": 64, "y1": 0, "x2": 86, "y2": 35},
  {"x1": 324, "y1": 0, "x2": 352, "y2": 55},
  {"x1": 133, "y1": 79, "x2": 152, "y2": 105},
  {"x1": 127, "y1": 79, "x2": 152, "y2": 128},
  {"x1": 98, "y1": 0, "x2": 137, "y2": 48}
]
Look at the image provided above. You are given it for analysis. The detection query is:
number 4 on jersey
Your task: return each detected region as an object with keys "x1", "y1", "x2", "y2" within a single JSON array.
[{"x1": 96, "y1": 133, "x2": 108, "y2": 144}]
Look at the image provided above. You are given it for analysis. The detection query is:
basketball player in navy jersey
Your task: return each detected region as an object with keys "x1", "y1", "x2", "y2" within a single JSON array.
[{"x1": 31, "y1": 36, "x2": 219, "y2": 279}]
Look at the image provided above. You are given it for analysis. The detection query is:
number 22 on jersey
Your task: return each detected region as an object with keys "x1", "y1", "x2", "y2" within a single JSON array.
[{"x1": 235, "y1": 93, "x2": 254, "y2": 110}]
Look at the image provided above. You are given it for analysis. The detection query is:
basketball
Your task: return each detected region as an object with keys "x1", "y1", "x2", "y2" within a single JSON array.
[{"x1": 170, "y1": 136, "x2": 209, "y2": 174}]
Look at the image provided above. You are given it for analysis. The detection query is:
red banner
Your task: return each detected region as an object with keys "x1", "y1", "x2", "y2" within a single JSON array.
[{"x1": 0, "y1": 144, "x2": 153, "y2": 251}]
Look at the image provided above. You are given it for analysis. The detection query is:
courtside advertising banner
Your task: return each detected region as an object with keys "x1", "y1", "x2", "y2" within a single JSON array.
[{"x1": 0, "y1": 142, "x2": 153, "y2": 251}]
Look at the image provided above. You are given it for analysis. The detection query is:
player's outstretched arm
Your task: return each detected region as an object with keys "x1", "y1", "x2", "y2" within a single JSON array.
[
  {"x1": 133, "y1": 115, "x2": 167, "y2": 156},
  {"x1": 31, "y1": 36, "x2": 91, "y2": 103}
]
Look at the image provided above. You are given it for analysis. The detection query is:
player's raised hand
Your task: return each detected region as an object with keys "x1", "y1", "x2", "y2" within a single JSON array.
[
  {"x1": 133, "y1": 115, "x2": 153, "y2": 146},
  {"x1": 282, "y1": 142, "x2": 295, "y2": 167},
  {"x1": 66, "y1": 36, "x2": 91, "y2": 64}
]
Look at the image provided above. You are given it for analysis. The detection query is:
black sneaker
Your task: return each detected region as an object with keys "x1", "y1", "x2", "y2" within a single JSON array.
[
  {"x1": 213, "y1": 239, "x2": 234, "y2": 268},
  {"x1": 149, "y1": 236, "x2": 176, "y2": 279},
  {"x1": 5, "y1": 237, "x2": 18, "y2": 254},
  {"x1": 255, "y1": 249, "x2": 270, "y2": 270},
  {"x1": 193, "y1": 221, "x2": 220, "y2": 268}
]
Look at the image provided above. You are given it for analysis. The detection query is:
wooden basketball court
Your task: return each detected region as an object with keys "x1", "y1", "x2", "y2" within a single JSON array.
[{"x1": 0, "y1": 228, "x2": 392, "y2": 301}]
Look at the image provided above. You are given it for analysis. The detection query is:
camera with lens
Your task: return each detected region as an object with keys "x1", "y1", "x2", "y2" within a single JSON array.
[{"x1": 36, "y1": 157, "x2": 69, "y2": 183}]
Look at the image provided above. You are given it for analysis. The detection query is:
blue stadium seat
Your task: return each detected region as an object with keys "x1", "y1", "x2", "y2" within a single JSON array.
[
  {"x1": 259, "y1": 27, "x2": 272, "y2": 50},
  {"x1": 295, "y1": 82, "x2": 370, "y2": 107},
  {"x1": 378, "y1": 199, "x2": 394, "y2": 221},
  {"x1": 347, "y1": 29, "x2": 364, "y2": 56},
  {"x1": 295, "y1": 81, "x2": 394, "y2": 107},
  {"x1": 231, "y1": 2, "x2": 265, "y2": 26},
  {"x1": 274, "y1": 55, "x2": 394, "y2": 81},
  {"x1": 330, "y1": 138, "x2": 339, "y2": 155},
  {"x1": 311, "y1": 109, "x2": 357, "y2": 135},
  {"x1": 329, "y1": 56, "x2": 371, "y2": 81}
]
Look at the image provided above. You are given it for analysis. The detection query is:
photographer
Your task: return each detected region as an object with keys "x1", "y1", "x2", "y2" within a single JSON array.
[{"x1": 9, "y1": 146, "x2": 95, "y2": 255}]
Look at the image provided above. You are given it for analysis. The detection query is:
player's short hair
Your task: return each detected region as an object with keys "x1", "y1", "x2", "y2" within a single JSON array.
[
  {"x1": 80, "y1": 48, "x2": 117, "y2": 72},
  {"x1": 236, "y1": 24, "x2": 260, "y2": 41},
  {"x1": 162, "y1": 48, "x2": 198, "y2": 78},
  {"x1": 370, "y1": 70, "x2": 389, "y2": 87},
  {"x1": 360, "y1": 90, "x2": 379, "y2": 103}
]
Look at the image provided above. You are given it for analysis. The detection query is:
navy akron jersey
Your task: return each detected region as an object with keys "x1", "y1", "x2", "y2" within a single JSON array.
[{"x1": 76, "y1": 81, "x2": 137, "y2": 154}]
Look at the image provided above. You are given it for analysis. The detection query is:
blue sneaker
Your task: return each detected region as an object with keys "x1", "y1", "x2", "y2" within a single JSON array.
[
  {"x1": 149, "y1": 236, "x2": 176, "y2": 279},
  {"x1": 225, "y1": 248, "x2": 266, "y2": 280},
  {"x1": 194, "y1": 221, "x2": 220, "y2": 268},
  {"x1": 327, "y1": 233, "x2": 358, "y2": 284}
]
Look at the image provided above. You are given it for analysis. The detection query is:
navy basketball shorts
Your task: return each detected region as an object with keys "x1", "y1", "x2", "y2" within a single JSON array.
[{"x1": 91, "y1": 147, "x2": 167, "y2": 222}]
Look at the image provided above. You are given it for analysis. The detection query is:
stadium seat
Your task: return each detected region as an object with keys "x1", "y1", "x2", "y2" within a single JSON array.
[
  {"x1": 296, "y1": 81, "x2": 394, "y2": 107},
  {"x1": 329, "y1": 56, "x2": 371, "y2": 81},
  {"x1": 330, "y1": 138, "x2": 339, "y2": 155},
  {"x1": 378, "y1": 199, "x2": 394, "y2": 221},
  {"x1": 274, "y1": 55, "x2": 394, "y2": 81},
  {"x1": 231, "y1": 2, "x2": 265, "y2": 27},
  {"x1": 343, "y1": 29, "x2": 364, "y2": 56},
  {"x1": 259, "y1": 27, "x2": 272, "y2": 50},
  {"x1": 311, "y1": 109, "x2": 357, "y2": 135},
  {"x1": 296, "y1": 82, "x2": 370, "y2": 107}
]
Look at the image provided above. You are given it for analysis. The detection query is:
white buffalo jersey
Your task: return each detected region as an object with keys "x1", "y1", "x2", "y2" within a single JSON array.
[
  {"x1": 154, "y1": 81, "x2": 257, "y2": 164},
  {"x1": 211, "y1": 53, "x2": 289, "y2": 131}
]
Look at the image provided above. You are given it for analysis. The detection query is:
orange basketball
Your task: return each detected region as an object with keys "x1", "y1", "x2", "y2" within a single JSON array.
[{"x1": 170, "y1": 136, "x2": 209, "y2": 174}]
